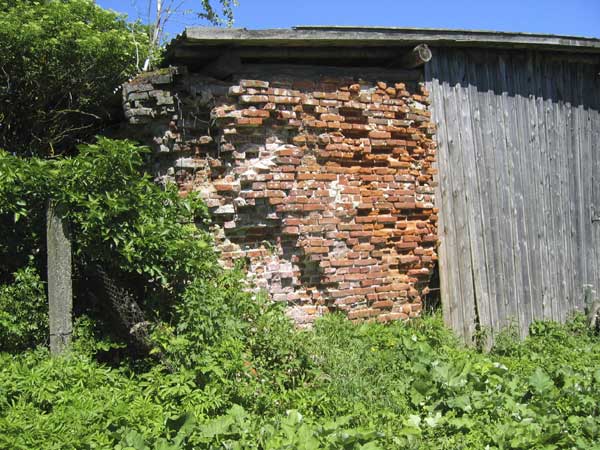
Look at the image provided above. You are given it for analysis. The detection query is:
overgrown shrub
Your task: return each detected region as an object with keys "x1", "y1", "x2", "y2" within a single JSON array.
[
  {"x1": 1, "y1": 314, "x2": 599, "y2": 449},
  {"x1": 0, "y1": 137, "x2": 221, "y2": 356},
  {"x1": 0, "y1": 137, "x2": 216, "y2": 290},
  {"x1": 0, "y1": 0, "x2": 150, "y2": 157},
  {"x1": 150, "y1": 267, "x2": 312, "y2": 417},
  {"x1": 0, "y1": 264, "x2": 47, "y2": 352},
  {"x1": 0, "y1": 136, "x2": 311, "y2": 406}
]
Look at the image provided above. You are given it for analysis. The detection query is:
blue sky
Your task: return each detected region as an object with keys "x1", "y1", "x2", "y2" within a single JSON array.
[{"x1": 97, "y1": 0, "x2": 600, "y2": 39}]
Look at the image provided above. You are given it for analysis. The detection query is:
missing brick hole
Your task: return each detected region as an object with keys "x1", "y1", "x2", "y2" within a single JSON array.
[
  {"x1": 371, "y1": 147, "x2": 392, "y2": 155},
  {"x1": 338, "y1": 107, "x2": 364, "y2": 116},
  {"x1": 422, "y1": 261, "x2": 440, "y2": 313},
  {"x1": 343, "y1": 129, "x2": 370, "y2": 138},
  {"x1": 391, "y1": 132, "x2": 412, "y2": 140},
  {"x1": 300, "y1": 259, "x2": 322, "y2": 282}
]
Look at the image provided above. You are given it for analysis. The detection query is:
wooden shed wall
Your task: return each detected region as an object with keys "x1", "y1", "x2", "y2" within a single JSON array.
[{"x1": 426, "y1": 48, "x2": 600, "y2": 342}]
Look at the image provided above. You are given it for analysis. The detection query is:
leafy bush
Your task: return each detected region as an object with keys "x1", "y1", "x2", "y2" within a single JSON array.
[
  {"x1": 1, "y1": 313, "x2": 599, "y2": 449},
  {"x1": 0, "y1": 0, "x2": 150, "y2": 156},
  {"x1": 0, "y1": 264, "x2": 47, "y2": 352},
  {"x1": 0, "y1": 137, "x2": 222, "y2": 357},
  {"x1": 0, "y1": 137, "x2": 215, "y2": 291},
  {"x1": 150, "y1": 267, "x2": 312, "y2": 417},
  {"x1": 0, "y1": 135, "x2": 310, "y2": 418}
]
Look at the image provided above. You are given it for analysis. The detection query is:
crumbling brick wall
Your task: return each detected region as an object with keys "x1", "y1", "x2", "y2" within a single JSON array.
[{"x1": 122, "y1": 66, "x2": 438, "y2": 324}]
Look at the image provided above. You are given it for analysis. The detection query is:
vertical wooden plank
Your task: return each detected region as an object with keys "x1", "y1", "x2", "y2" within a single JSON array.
[
  {"x1": 592, "y1": 118, "x2": 599, "y2": 293},
  {"x1": 547, "y1": 59, "x2": 561, "y2": 321},
  {"x1": 480, "y1": 58, "x2": 508, "y2": 333},
  {"x1": 510, "y1": 54, "x2": 534, "y2": 335},
  {"x1": 576, "y1": 63, "x2": 597, "y2": 310},
  {"x1": 534, "y1": 54, "x2": 554, "y2": 319},
  {"x1": 551, "y1": 59, "x2": 569, "y2": 322},
  {"x1": 521, "y1": 54, "x2": 541, "y2": 322},
  {"x1": 444, "y1": 51, "x2": 478, "y2": 343},
  {"x1": 523, "y1": 52, "x2": 545, "y2": 320},
  {"x1": 589, "y1": 67, "x2": 600, "y2": 297},
  {"x1": 508, "y1": 55, "x2": 525, "y2": 334},
  {"x1": 495, "y1": 55, "x2": 521, "y2": 331},
  {"x1": 465, "y1": 54, "x2": 496, "y2": 342},
  {"x1": 581, "y1": 66, "x2": 595, "y2": 291},
  {"x1": 567, "y1": 64, "x2": 588, "y2": 316},
  {"x1": 586, "y1": 64, "x2": 598, "y2": 296},
  {"x1": 46, "y1": 201, "x2": 73, "y2": 355},
  {"x1": 567, "y1": 62, "x2": 586, "y2": 315},
  {"x1": 559, "y1": 61, "x2": 577, "y2": 320},
  {"x1": 502, "y1": 55, "x2": 525, "y2": 335},
  {"x1": 456, "y1": 51, "x2": 494, "y2": 344},
  {"x1": 592, "y1": 73, "x2": 597, "y2": 293},
  {"x1": 563, "y1": 62, "x2": 575, "y2": 314},
  {"x1": 556, "y1": 60, "x2": 571, "y2": 321},
  {"x1": 569, "y1": 63, "x2": 582, "y2": 315},
  {"x1": 541, "y1": 58, "x2": 561, "y2": 320},
  {"x1": 471, "y1": 56, "x2": 500, "y2": 338},
  {"x1": 425, "y1": 59, "x2": 452, "y2": 328},
  {"x1": 426, "y1": 54, "x2": 464, "y2": 338}
]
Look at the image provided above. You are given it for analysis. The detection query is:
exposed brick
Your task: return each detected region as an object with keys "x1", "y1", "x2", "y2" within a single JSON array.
[
  {"x1": 240, "y1": 79, "x2": 269, "y2": 89},
  {"x1": 369, "y1": 130, "x2": 392, "y2": 139},
  {"x1": 123, "y1": 71, "x2": 437, "y2": 327},
  {"x1": 239, "y1": 95, "x2": 269, "y2": 104}
]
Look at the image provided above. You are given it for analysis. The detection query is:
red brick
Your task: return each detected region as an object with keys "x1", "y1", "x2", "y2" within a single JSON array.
[
  {"x1": 282, "y1": 226, "x2": 299, "y2": 235},
  {"x1": 214, "y1": 183, "x2": 237, "y2": 192},
  {"x1": 242, "y1": 109, "x2": 270, "y2": 118},
  {"x1": 240, "y1": 79, "x2": 269, "y2": 89},
  {"x1": 152, "y1": 74, "x2": 437, "y2": 327},
  {"x1": 237, "y1": 117, "x2": 263, "y2": 126},
  {"x1": 347, "y1": 309, "x2": 372, "y2": 320},
  {"x1": 239, "y1": 95, "x2": 269, "y2": 103},
  {"x1": 369, "y1": 130, "x2": 392, "y2": 139},
  {"x1": 373, "y1": 300, "x2": 394, "y2": 309},
  {"x1": 321, "y1": 113, "x2": 344, "y2": 122}
]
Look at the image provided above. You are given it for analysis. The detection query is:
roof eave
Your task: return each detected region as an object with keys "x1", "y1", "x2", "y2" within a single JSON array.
[{"x1": 176, "y1": 26, "x2": 600, "y2": 53}]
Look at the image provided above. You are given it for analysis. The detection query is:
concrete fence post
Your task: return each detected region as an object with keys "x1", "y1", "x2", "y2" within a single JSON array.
[{"x1": 46, "y1": 200, "x2": 73, "y2": 355}]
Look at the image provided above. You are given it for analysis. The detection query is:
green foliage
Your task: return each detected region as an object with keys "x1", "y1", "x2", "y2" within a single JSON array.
[
  {"x1": 55, "y1": 138, "x2": 216, "y2": 290},
  {"x1": 13, "y1": 4, "x2": 600, "y2": 450},
  {"x1": 0, "y1": 264, "x2": 47, "y2": 351},
  {"x1": 0, "y1": 0, "x2": 150, "y2": 156},
  {"x1": 0, "y1": 137, "x2": 215, "y2": 291},
  {"x1": 0, "y1": 137, "x2": 220, "y2": 361},
  {"x1": 150, "y1": 267, "x2": 311, "y2": 417},
  {"x1": 197, "y1": 0, "x2": 239, "y2": 26},
  {"x1": 1, "y1": 138, "x2": 598, "y2": 449},
  {"x1": 1, "y1": 313, "x2": 599, "y2": 449},
  {"x1": 183, "y1": 406, "x2": 383, "y2": 449}
]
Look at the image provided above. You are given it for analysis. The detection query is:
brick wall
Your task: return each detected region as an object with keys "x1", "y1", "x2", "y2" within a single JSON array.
[{"x1": 123, "y1": 66, "x2": 438, "y2": 325}]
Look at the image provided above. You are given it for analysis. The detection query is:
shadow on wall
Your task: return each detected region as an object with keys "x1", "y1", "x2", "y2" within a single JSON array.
[
  {"x1": 425, "y1": 47, "x2": 600, "y2": 109},
  {"x1": 425, "y1": 46, "x2": 600, "y2": 343}
]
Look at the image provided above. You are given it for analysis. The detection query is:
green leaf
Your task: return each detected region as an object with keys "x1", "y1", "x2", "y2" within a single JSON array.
[{"x1": 529, "y1": 368, "x2": 554, "y2": 394}]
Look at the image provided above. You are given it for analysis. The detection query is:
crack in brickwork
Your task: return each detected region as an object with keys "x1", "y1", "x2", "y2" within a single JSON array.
[{"x1": 123, "y1": 67, "x2": 438, "y2": 325}]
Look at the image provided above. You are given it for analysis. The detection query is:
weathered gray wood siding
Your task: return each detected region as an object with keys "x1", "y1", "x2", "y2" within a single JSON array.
[{"x1": 426, "y1": 49, "x2": 600, "y2": 342}]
